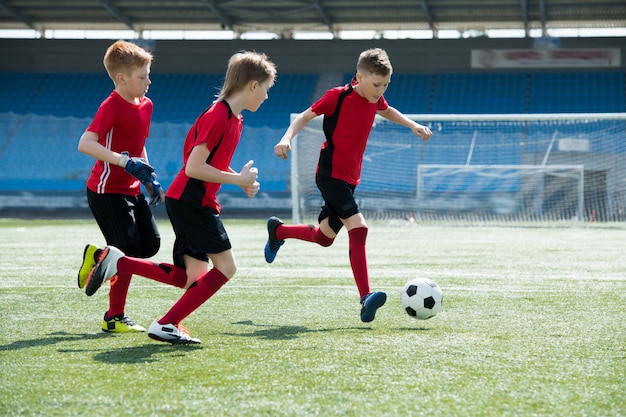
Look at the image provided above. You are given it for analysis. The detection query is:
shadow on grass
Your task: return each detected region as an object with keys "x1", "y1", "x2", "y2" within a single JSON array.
[
  {"x1": 225, "y1": 320, "x2": 371, "y2": 340},
  {"x1": 91, "y1": 343, "x2": 202, "y2": 364},
  {"x1": 1, "y1": 331, "x2": 201, "y2": 364},
  {"x1": 0, "y1": 331, "x2": 110, "y2": 352}
]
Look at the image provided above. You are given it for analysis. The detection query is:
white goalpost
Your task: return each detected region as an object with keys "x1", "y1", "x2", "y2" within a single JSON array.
[{"x1": 290, "y1": 113, "x2": 626, "y2": 223}]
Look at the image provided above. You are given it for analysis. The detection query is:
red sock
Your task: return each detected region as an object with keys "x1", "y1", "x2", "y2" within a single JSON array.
[
  {"x1": 276, "y1": 224, "x2": 334, "y2": 247},
  {"x1": 159, "y1": 268, "x2": 229, "y2": 325},
  {"x1": 107, "y1": 271, "x2": 131, "y2": 317},
  {"x1": 117, "y1": 257, "x2": 187, "y2": 289},
  {"x1": 348, "y1": 227, "x2": 370, "y2": 298}
]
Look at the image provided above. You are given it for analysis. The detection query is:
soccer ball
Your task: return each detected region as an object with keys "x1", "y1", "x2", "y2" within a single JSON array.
[{"x1": 401, "y1": 278, "x2": 443, "y2": 320}]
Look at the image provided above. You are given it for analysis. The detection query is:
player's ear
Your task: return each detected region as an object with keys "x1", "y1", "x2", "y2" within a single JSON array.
[
  {"x1": 250, "y1": 80, "x2": 259, "y2": 91},
  {"x1": 115, "y1": 72, "x2": 126, "y2": 85}
]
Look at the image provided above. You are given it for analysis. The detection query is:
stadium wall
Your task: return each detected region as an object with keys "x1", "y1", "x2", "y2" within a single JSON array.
[{"x1": 0, "y1": 37, "x2": 624, "y2": 74}]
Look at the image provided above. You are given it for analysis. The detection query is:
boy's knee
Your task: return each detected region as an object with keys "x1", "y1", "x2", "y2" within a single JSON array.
[{"x1": 219, "y1": 263, "x2": 237, "y2": 279}]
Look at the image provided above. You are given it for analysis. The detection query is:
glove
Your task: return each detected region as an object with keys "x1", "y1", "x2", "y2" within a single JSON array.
[
  {"x1": 148, "y1": 174, "x2": 165, "y2": 206},
  {"x1": 119, "y1": 152, "x2": 154, "y2": 184}
]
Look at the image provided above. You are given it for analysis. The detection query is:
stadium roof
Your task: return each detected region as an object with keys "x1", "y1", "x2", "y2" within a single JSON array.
[{"x1": 1, "y1": 0, "x2": 625, "y2": 38}]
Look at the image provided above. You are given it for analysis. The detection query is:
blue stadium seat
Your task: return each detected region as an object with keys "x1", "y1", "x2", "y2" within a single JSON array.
[
  {"x1": 1, "y1": 70, "x2": 624, "y2": 194},
  {"x1": 430, "y1": 73, "x2": 528, "y2": 114},
  {"x1": 0, "y1": 72, "x2": 45, "y2": 113},
  {"x1": 529, "y1": 72, "x2": 625, "y2": 113}
]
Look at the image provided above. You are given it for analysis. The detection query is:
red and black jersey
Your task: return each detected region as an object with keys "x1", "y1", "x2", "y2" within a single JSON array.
[
  {"x1": 311, "y1": 83, "x2": 388, "y2": 185},
  {"x1": 166, "y1": 100, "x2": 242, "y2": 212},
  {"x1": 85, "y1": 91, "x2": 153, "y2": 195}
]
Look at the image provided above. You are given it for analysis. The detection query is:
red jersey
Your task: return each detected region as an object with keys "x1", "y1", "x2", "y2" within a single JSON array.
[
  {"x1": 166, "y1": 101, "x2": 242, "y2": 212},
  {"x1": 85, "y1": 91, "x2": 153, "y2": 195},
  {"x1": 311, "y1": 83, "x2": 388, "y2": 185}
]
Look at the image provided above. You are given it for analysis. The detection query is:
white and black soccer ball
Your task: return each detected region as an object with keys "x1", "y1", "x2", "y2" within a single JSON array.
[{"x1": 401, "y1": 277, "x2": 443, "y2": 320}]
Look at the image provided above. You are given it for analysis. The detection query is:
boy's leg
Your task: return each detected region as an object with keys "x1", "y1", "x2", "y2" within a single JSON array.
[
  {"x1": 265, "y1": 205, "x2": 339, "y2": 264},
  {"x1": 103, "y1": 257, "x2": 188, "y2": 327},
  {"x1": 148, "y1": 203, "x2": 233, "y2": 344},
  {"x1": 87, "y1": 191, "x2": 154, "y2": 331},
  {"x1": 81, "y1": 245, "x2": 146, "y2": 333},
  {"x1": 347, "y1": 225, "x2": 370, "y2": 298},
  {"x1": 264, "y1": 215, "x2": 336, "y2": 263},
  {"x1": 316, "y1": 175, "x2": 387, "y2": 322},
  {"x1": 275, "y1": 221, "x2": 335, "y2": 247},
  {"x1": 343, "y1": 216, "x2": 387, "y2": 322},
  {"x1": 148, "y1": 254, "x2": 231, "y2": 344},
  {"x1": 156, "y1": 267, "x2": 228, "y2": 326},
  {"x1": 117, "y1": 257, "x2": 188, "y2": 288},
  {"x1": 109, "y1": 195, "x2": 162, "y2": 317},
  {"x1": 106, "y1": 194, "x2": 162, "y2": 321}
]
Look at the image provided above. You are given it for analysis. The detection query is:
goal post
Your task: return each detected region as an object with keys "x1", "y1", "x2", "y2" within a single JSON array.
[{"x1": 290, "y1": 113, "x2": 626, "y2": 223}]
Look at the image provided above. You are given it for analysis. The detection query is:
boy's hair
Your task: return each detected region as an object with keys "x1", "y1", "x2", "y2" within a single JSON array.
[
  {"x1": 103, "y1": 40, "x2": 153, "y2": 80},
  {"x1": 356, "y1": 48, "x2": 392, "y2": 76},
  {"x1": 217, "y1": 51, "x2": 277, "y2": 101}
]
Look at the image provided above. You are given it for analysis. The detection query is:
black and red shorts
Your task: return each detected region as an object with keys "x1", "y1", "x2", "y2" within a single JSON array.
[
  {"x1": 315, "y1": 174, "x2": 360, "y2": 234},
  {"x1": 165, "y1": 197, "x2": 231, "y2": 269}
]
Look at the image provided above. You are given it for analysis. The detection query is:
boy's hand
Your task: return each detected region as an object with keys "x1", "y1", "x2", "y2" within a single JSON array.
[
  {"x1": 243, "y1": 181, "x2": 260, "y2": 198},
  {"x1": 274, "y1": 141, "x2": 291, "y2": 160},
  {"x1": 413, "y1": 124, "x2": 433, "y2": 142},
  {"x1": 145, "y1": 174, "x2": 165, "y2": 206},
  {"x1": 119, "y1": 152, "x2": 155, "y2": 183},
  {"x1": 239, "y1": 160, "x2": 258, "y2": 187}
]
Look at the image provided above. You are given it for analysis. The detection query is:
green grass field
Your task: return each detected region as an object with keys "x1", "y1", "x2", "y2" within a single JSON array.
[{"x1": 1, "y1": 218, "x2": 624, "y2": 417}]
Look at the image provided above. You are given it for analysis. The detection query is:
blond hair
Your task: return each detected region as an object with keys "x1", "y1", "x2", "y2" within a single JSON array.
[
  {"x1": 103, "y1": 40, "x2": 153, "y2": 81},
  {"x1": 216, "y1": 51, "x2": 277, "y2": 101},
  {"x1": 356, "y1": 48, "x2": 392, "y2": 77}
]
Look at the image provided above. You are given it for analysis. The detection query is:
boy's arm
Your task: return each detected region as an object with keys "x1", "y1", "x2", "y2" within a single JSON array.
[
  {"x1": 78, "y1": 131, "x2": 155, "y2": 172},
  {"x1": 78, "y1": 130, "x2": 127, "y2": 166},
  {"x1": 274, "y1": 108, "x2": 318, "y2": 160},
  {"x1": 186, "y1": 143, "x2": 258, "y2": 189},
  {"x1": 78, "y1": 130, "x2": 157, "y2": 194},
  {"x1": 378, "y1": 106, "x2": 433, "y2": 142}
]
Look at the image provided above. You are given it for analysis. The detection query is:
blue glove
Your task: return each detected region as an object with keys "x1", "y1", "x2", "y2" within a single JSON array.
[
  {"x1": 148, "y1": 174, "x2": 165, "y2": 206},
  {"x1": 121, "y1": 152, "x2": 154, "y2": 184}
]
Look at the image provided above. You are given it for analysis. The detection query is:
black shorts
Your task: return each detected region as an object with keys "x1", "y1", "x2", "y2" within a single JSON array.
[
  {"x1": 165, "y1": 197, "x2": 232, "y2": 269},
  {"x1": 315, "y1": 174, "x2": 360, "y2": 234},
  {"x1": 87, "y1": 188, "x2": 160, "y2": 257}
]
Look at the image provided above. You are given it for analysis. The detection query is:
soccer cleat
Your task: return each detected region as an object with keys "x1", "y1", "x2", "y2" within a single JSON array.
[
  {"x1": 77, "y1": 243, "x2": 100, "y2": 289},
  {"x1": 84, "y1": 245, "x2": 125, "y2": 296},
  {"x1": 102, "y1": 313, "x2": 146, "y2": 333},
  {"x1": 360, "y1": 291, "x2": 387, "y2": 323},
  {"x1": 148, "y1": 321, "x2": 201, "y2": 345},
  {"x1": 264, "y1": 216, "x2": 285, "y2": 263}
]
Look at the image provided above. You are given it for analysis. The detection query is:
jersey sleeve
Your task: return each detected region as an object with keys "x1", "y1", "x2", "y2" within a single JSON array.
[
  {"x1": 86, "y1": 99, "x2": 115, "y2": 141},
  {"x1": 311, "y1": 88, "x2": 341, "y2": 116},
  {"x1": 377, "y1": 95, "x2": 389, "y2": 111}
]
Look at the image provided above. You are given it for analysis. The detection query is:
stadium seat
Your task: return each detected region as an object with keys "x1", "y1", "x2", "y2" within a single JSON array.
[{"x1": 0, "y1": 70, "x2": 624, "y2": 194}]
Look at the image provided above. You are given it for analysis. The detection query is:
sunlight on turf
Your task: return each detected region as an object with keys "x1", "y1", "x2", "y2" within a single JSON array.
[{"x1": 0, "y1": 219, "x2": 624, "y2": 416}]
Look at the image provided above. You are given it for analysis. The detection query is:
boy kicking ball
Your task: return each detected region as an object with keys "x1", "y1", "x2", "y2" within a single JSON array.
[{"x1": 266, "y1": 48, "x2": 432, "y2": 323}]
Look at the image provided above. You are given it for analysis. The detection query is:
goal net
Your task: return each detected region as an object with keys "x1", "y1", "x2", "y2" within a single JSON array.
[{"x1": 290, "y1": 113, "x2": 626, "y2": 223}]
